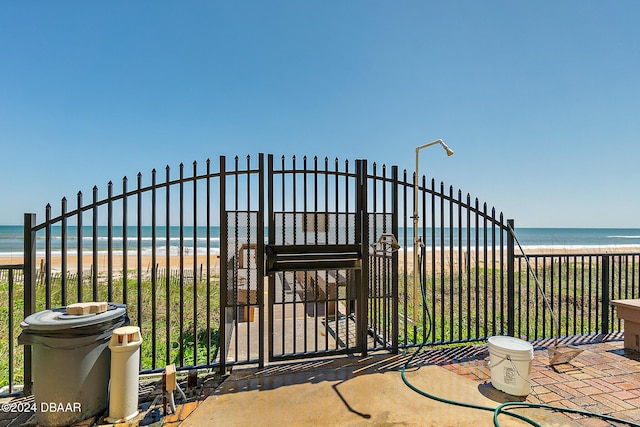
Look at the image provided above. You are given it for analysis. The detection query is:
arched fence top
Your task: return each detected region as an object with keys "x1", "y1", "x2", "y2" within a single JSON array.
[{"x1": 32, "y1": 153, "x2": 508, "y2": 234}]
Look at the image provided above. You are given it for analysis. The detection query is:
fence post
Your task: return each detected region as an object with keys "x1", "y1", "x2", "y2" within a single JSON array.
[
  {"x1": 507, "y1": 219, "x2": 515, "y2": 337},
  {"x1": 267, "y1": 154, "x2": 276, "y2": 363},
  {"x1": 356, "y1": 159, "x2": 369, "y2": 356},
  {"x1": 601, "y1": 256, "x2": 610, "y2": 335},
  {"x1": 219, "y1": 156, "x2": 227, "y2": 375},
  {"x1": 391, "y1": 165, "x2": 399, "y2": 354},
  {"x1": 23, "y1": 213, "x2": 37, "y2": 395},
  {"x1": 257, "y1": 153, "x2": 265, "y2": 369}
]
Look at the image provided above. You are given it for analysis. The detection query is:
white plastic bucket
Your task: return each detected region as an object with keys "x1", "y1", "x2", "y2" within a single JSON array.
[{"x1": 488, "y1": 336, "x2": 534, "y2": 396}]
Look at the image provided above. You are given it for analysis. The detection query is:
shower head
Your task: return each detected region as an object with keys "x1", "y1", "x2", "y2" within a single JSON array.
[{"x1": 440, "y1": 141, "x2": 454, "y2": 156}]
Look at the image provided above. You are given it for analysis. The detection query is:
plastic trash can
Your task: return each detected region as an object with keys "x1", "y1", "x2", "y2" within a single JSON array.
[
  {"x1": 18, "y1": 302, "x2": 128, "y2": 427},
  {"x1": 106, "y1": 325, "x2": 143, "y2": 423}
]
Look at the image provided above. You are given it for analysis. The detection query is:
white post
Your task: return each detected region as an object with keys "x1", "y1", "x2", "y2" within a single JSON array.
[{"x1": 106, "y1": 326, "x2": 143, "y2": 423}]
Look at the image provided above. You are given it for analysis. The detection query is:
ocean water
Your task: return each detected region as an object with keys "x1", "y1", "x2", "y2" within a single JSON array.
[
  {"x1": 2, "y1": 225, "x2": 640, "y2": 258},
  {"x1": 0, "y1": 225, "x2": 222, "y2": 258}
]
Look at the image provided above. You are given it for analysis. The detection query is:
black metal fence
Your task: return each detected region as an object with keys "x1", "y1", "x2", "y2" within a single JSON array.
[
  {"x1": 0, "y1": 153, "x2": 637, "y2": 395},
  {"x1": 0, "y1": 265, "x2": 23, "y2": 395},
  {"x1": 513, "y1": 252, "x2": 637, "y2": 341}
]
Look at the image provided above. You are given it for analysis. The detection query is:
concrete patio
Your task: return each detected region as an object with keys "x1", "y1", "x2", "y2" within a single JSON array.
[
  {"x1": 2, "y1": 333, "x2": 639, "y2": 426},
  {"x1": 176, "y1": 333, "x2": 640, "y2": 427}
]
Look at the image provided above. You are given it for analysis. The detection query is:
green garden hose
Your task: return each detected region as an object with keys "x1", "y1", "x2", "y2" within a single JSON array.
[{"x1": 400, "y1": 244, "x2": 639, "y2": 427}]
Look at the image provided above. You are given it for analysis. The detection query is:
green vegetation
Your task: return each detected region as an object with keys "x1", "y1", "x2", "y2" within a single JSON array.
[
  {"x1": 1, "y1": 255, "x2": 637, "y2": 389},
  {"x1": 384, "y1": 256, "x2": 636, "y2": 347},
  {"x1": 0, "y1": 267, "x2": 220, "y2": 389}
]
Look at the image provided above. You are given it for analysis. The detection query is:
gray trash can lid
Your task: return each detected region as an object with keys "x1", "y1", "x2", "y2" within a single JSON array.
[{"x1": 21, "y1": 303, "x2": 127, "y2": 332}]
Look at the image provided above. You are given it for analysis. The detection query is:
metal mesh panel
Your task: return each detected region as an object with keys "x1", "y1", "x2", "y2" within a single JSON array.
[
  {"x1": 273, "y1": 212, "x2": 356, "y2": 245},
  {"x1": 226, "y1": 211, "x2": 259, "y2": 306}
]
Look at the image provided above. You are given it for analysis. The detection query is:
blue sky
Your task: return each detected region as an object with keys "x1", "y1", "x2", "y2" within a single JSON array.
[{"x1": 1, "y1": 1, "x2": 639, "y2": 227}]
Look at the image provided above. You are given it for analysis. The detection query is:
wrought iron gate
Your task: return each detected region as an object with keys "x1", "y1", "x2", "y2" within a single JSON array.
[{"x1": 220, "y1": 155, "x2": 398, "y2": 369}]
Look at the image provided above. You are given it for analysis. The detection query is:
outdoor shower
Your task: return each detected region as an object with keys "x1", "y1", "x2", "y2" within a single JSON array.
[{"x1": 413, "y1": 139, "x2": 454, "y2": 331}]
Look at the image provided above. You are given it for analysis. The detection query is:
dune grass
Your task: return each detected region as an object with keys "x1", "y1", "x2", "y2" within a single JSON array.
[
  {"x1": 0, "y1": 268, "x2": 220, "y2": 389},
  {"x1": 1, "y1": 255, "x2": 634, "y2": 389}
]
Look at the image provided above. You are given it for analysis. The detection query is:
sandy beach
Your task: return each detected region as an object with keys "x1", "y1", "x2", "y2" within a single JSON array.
[
  {"x1": 0, "y1": 253, "x2": 221, "y2": 274},
  {"x1": 2, "y1": 245, "x2": 639, "y2": 274}
]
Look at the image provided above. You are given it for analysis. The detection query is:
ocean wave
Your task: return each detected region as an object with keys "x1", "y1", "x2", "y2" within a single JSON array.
[
  {"x1": 20, "y1": 248, "x2": 222, "y2": 258},
  {"x1": 40, "y1": 236, "x2": 208, "y2": 243}
]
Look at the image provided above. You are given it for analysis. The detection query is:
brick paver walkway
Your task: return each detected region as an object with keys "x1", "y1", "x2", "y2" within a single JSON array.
[{"x1": 418, "y1": 333, "x2": 640, "y2": 426}]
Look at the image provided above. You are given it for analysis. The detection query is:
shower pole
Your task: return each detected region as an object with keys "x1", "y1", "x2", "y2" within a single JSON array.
[{"x1": 413, "y1": 140, "x2": 454, "y2": 339}]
